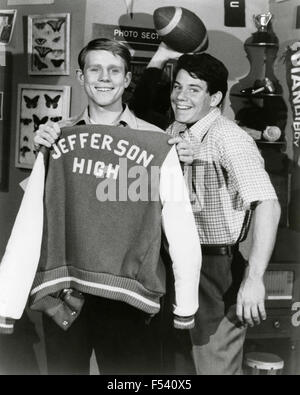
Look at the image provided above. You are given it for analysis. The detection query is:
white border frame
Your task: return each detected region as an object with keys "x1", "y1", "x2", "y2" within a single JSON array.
[{"x1": 15, "y1": 83, "x2": 71, "y2": 169}]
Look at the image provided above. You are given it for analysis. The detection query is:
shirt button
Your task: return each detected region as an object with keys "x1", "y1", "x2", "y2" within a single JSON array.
[{"x1": 62, "y1": 321, "x2": 69, "y2": 327}]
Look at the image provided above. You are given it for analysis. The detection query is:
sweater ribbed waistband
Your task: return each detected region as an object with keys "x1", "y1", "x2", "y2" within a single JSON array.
[{"x1": 30, "y1": 266, "x2": 162, "y2": 315}]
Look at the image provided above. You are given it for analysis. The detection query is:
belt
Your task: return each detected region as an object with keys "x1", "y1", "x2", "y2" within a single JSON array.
[{"x1": 201, "y1": 244, "x2": 237, "y2": 256}]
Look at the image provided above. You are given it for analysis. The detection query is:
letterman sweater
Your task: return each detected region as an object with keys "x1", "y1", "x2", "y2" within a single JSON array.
[{"x1": 0, "y1": 124, "x2": 201, "y2": 334}]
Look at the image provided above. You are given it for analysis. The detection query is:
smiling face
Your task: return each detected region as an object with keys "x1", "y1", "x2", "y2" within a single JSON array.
[
  {"x1": 171, "y1": 69, "x2": 220, "y2": 125},
  {"x1": 77, "y1": 50, "x2": 132, "y2": 113}
]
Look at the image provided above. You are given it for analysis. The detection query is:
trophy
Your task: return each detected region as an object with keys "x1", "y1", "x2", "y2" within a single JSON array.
[
  {"x1": 253, "y1": 12, "x2": 273, "y2": 32},
  {"x1": 252, "y1": 12, "x2": 278, "y2": 44}
]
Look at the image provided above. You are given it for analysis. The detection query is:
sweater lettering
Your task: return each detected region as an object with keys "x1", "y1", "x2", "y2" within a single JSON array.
[
  {"x1": 52, "y1": 132, "x2": 154, "y2": 168},
  {"x1": 73, "y1": 157, "x2": 120, "y2": 180}
]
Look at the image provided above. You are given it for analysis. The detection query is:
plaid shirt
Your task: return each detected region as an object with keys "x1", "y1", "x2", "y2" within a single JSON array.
[{"x1": 167, "y1": 108, "x2": 277, "y2": 245}]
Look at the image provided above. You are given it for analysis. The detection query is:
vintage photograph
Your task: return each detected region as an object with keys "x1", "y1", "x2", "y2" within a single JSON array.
[
  {"x1": 27, "y1": 13, "x2": 70, "y2": 75},
  {"x1": 0, "y1": 9, "x2": 17, "y2": 45},
  {"x1": 15, "y1": 84, "x2": 70, "y2": 168},
  {"x1": 0, "y1": 0, "x2": 299, "y2": 378}
]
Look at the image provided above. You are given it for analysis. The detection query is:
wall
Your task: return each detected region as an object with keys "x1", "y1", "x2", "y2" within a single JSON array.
[{"x1": 0, "y1": 0, "x2": 86, "y2": 257}]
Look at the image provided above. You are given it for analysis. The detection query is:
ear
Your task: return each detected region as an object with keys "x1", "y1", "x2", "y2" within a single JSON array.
[
  {"x1": 76, "y1": 69, "x2": 85, "y2": 86},
  {"x1": 210, "y1": 91, "x2": 223, "y2": 108},
  {"x1": 124, "y1": 71, "x2": 132, "y2": 88}
]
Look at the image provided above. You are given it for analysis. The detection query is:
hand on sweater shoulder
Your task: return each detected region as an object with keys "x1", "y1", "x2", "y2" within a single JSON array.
[{"x1": 34, "y1": 122, "x2": 61, "y2": 149}]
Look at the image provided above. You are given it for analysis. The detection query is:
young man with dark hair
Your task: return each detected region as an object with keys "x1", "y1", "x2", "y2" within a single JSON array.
[
  {"x1": 131, "y1": 43, "x2": 281, "y2": 375},
  {"x1": 0, "y1": 38, "x2": 202, "y2": 375}
]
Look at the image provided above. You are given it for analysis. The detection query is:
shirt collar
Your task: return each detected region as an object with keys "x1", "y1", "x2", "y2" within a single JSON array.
[
  {"x1": 189, "y1": 108, "x2": 221, "y2": 141},
  {"x1": 118, "y1": 105, "x2": 139, "y2": 128},
  {"x1": 168, "y1": 108, "x2": 221, "y2": 139},
  {"x1": 74, "y1": 105, "x2": 137, "y2": 128}
]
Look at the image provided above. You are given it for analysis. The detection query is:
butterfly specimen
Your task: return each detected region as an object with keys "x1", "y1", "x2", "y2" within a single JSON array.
[
  {"x1": 51, "y1": 59, "x2": 64, "y2": 68},
  {"x1": 50, "y1": 116, "x2": 62, "y2": 122},
  {"x1": 33, "y1": 114, "x2": 49, "y2": 131},
  {"x1": 52, "y1": 36, "x2": 61, "y2": 43},
  {"x1": 34, "y1": 46, "x2": 52, "y2": 58},
  {"x1": 51, "y1": 49, "x2": 64, "y2": 58},
  {"x1": 35, "y1": 38, "x2": 47, "y2": 46},
  {"x1": 47, "y1": 19, "x2": 65, "y2": 32},
  {"x1": 23, "y1": 136, "x2": 29, "y2": 142},
  {"x1": 20, "y1": 146, "x2": 31, "y2": 157},
  {"x1": 34, "y1": 22, "x2": 47, "y2": 30},
  {"x1": 24, "y1": 95, "x2": 39, "y2": 109},
  {"x1": 34, "y1": 54, "x2": 48, "y2": 71},
  {"x1": 21, "y1": 118, "x2": 33, "y2": 126},
  {"x1": 44, "y1": 94, "x2": 61, "y2": 109}
]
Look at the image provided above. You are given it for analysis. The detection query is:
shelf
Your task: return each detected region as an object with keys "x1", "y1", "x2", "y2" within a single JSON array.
[
  {"x1": 256, "y1": 141, "x2": 286, "y2": 145},
  {"x1": 230, "y1": 92, "x2": 282, "y2": 98},
  {"x1": 245, "y1": 42, "x2": 279, "y2": 48}
]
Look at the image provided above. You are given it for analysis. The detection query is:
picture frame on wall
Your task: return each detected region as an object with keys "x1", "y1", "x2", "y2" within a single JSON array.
[
  {"x1": 0, "y1": 9, "x2": 17, "y2": 45},
  {"x1": 27, "y1": 13, "x2": 70, "y2": 75},
  {"x1": 15, "y1": 84, "x2": 71, "y2": 169}
]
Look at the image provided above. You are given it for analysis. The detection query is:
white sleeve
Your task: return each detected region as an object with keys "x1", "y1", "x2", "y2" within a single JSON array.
[
  {"x1": 160, "y1": 145, "x2": 201, "y2": 327},
  {"x1": 19, "y1": 177, "x2": 30, "y2": 192},
  {"x1": 0, "y1": 152, "x2": 45, "y2": 328}
]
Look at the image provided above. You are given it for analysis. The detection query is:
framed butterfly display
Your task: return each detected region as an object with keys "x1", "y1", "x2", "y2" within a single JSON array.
[
  {"x1": 27, "y1": 13, "x2": 70, "y2": 75},
  {"x1": 16, "y1": 84, "x2": 71, "y2": 169}
]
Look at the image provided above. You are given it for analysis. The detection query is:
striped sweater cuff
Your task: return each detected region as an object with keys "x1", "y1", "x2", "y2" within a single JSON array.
[
  {"x1": 173, "y1": 315, "x2": 195, "y2": 330},
  {"x1": 0, "y1": 316, "x2": 15, "y2": 334}
]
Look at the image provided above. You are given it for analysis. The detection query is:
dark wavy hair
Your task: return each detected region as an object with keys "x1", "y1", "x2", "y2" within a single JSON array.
[
  {"x1": 175, "y1": 53, "x2": 229, "y2": 105},
  {"x1": 78, "y1": 38, "x2": 131, "y2": 73}
]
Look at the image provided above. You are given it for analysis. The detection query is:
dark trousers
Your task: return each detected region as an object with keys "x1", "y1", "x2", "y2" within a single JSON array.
[
  {"x1": 162, "y1": 249, "x2": 247, "y2": 375},
  {"x1": 0, "y1": 312, "x2": 40, "y2": 375},
  {"x1": 43, "y1": 295, "x2": 161, "y2": 375},
  {"x1": 191, "y1": 249, "x2": 247, "y2": 375}
]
